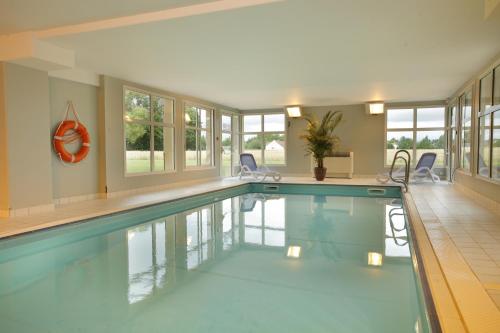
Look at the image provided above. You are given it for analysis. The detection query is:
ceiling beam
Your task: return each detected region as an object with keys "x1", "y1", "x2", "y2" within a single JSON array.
[{"x1": 34, "y1": 0, "x2": 285, "y2": 39}]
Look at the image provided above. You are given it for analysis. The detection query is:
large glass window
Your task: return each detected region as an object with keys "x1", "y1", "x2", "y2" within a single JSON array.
[
  {"x1": 242, "y1": 196, "x2": 285, "y2": 247},
  {"x1": 478, "y1": 67, "x2": 500, "y2": 181},
  {"x1": 385, "y1": 107, "x2": 446, "y2": 177},
  {"x1": 127, "y1": 217, "x2": 173, "y2": 304},
  {"x1": 460, "y1": 90, "x2": 473, "y2": 172},
  {"x1": 124, "y1": 88, "x2": 175, "y2": 175},
  {"x1": 242, "y1": 113, "x2": 286, "y2": 165},
  {"x1": 184, "y1": 104, "x2": 213, "y2": 168},
  {"x1": 220, "y1": 112, "x2": 239, "y2": 177},
  {"x1": 185, "y1": 205, "x2": 214, "y2": 270},
  {"x1": 448, "y1": 102, "x2": 458, "y2": 175}
]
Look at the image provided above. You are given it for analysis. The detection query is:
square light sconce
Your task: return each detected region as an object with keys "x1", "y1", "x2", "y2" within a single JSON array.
[
  {"x1": 287, "y1": 245, "x2": 302, "y2": 258},
  {"x1": 185, "y1": 113, "x2": 191, "y2": 122},
  {"x1": 367, "y1": 252, "x2": 383, "y2": 266},
  {"x1": 285, "y1": 105, "x2": 302, "y2": 118},
  {"x1": 366, "y1": 102, "x2": 384, "y2": 115}
]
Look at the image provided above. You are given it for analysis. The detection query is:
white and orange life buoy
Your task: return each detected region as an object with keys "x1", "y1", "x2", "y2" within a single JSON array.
[{"x1": 53, "y1": 102, "x2": 90, "y2": 164}]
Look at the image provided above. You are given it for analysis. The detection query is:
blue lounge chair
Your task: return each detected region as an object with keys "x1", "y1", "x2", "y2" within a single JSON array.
[
  {"x1": 377, "y1": 152, "x2": 440, "y2": 184},
  {"x1": 412, "y1": 152, "x2": 440, "y2": 182},
  {"x1": 239, "y1": 153, "x2": 281, "y2": 182}
]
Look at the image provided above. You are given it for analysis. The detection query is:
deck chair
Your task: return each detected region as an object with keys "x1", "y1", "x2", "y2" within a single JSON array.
[
  {"x1": 377, "y1": 152, "x2": 440, "y2": 184},
  {"x1": 412, "y1": 153, "x2": 440, "y2": 182},
  {"x1": 239, "y1": 153, "x2": 282, "y2": 182}
]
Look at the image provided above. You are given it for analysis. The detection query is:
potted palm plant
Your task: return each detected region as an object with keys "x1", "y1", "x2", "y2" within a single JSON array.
[{"x1": 301, "y1": 111, "x2": 343, "y2": 181}]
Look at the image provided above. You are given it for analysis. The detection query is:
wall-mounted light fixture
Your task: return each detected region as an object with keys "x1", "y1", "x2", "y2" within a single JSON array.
[
  {"x1": 185, "y1": 113, "x2": 191, "y2": 122},
  {"x1": 285, "y1": 105, "x2": 302, "y2": 118},
  {"x1": 366, "y1": 101, "x2": 384, "y2": 115}
]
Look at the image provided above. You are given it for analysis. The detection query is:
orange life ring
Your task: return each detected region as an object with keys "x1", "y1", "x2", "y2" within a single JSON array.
[{"x1": 53, "y1": 120, "x2": 90, "y2": 163}]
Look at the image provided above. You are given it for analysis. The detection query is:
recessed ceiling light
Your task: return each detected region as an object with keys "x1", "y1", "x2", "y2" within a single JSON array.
[
  {"x1": 287, "y1": 245, "x2": 302, "y2": 258},
  {"x1": 367, "y1": 252, "x2": 383, "y2": 266}
]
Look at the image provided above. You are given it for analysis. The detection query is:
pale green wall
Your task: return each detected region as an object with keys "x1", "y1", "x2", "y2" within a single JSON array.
[
  {"x1": 2, "y1": 63, "x2": 53, "y2": 209},
  {"x1": 101, "y1": 76, "x2": 239, "y2": 193},
  {"x1": 49, "y1": 77, "x2": 100, "y2": 199},
  {"x1": 243, "y1": 104, "x2": 385, "y2": 176}
]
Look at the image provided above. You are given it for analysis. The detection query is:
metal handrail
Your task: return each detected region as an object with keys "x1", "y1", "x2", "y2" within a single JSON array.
[
  {"x1": 389, "y1": 150, "x2": 411, "y2": 192},
  {"x1": 388, "y1": 206, "x2": 408, "y2": 246}
]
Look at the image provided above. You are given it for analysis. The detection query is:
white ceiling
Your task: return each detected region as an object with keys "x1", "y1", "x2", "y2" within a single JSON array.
[
  {"x1": 0, "y1": 0, "x2": 216, "y2": 34},
  {"x1": 3, "y1": 0, "x2": 500, "y2": 109}
]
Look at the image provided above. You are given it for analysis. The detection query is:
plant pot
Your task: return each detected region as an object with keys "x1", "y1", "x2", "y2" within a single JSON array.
[{"x1": 314, "y1": 167, "x2": 327, "y2": 181}]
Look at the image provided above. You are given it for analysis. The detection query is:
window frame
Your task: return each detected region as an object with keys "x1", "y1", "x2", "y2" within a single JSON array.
[
  {"x1": 122, "y1": 86, "x2": 176, "y2": 177},
  {"x1": 240, "y1": 111, "x2": 288, "y2": 166},
  {"x1": 458, "y1": 89, "x2": 474, "y2": 174},
  {"x1": 384, "y1": 105, "x2": 447, "y2": 168},
  {"x1": 242, "y1": 197, "x2": 286, "y2": 247},
  {"x1": 183, "y1": 101, "x2": 215, "y2": 170},
  {"x1": 184, "y1": 204, "x2": 215, "y2": 270},
  {"x1": 447, "y1": 99, "x2": 460, "y2": 179},
  {"x1": 220, "y1": 110, "x2": 240, "y2": 177},
  {"x1": 477, "y1": 66, "x2": 500, "y2": 182}
]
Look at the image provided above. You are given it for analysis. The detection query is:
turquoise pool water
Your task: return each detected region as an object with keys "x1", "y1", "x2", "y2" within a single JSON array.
[{"x1": 0, "y1": 184, "x2": 433, "y2": 332}]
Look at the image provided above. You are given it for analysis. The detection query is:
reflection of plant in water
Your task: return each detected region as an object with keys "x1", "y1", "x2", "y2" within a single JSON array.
[{"x1": 308, "y1": 196, "x2": 340, "y2": 261}]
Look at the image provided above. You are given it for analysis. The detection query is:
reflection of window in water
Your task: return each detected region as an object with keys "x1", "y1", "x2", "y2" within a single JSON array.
[
  {"x1": 243, "y1": 197, "x2": 285, "y2": 247},
  {"x1": 222, "y1": 198, "x2": 240, "y2": 250},
  {"x1": 127, "y1": 217, "x2": 173, "y2": 304},
  {"x1": 186, "y1": 205, "x2": 214, "y2": 270},
  {"x1": 384, "y1": 204, "x2": 410, "y2": 257}
]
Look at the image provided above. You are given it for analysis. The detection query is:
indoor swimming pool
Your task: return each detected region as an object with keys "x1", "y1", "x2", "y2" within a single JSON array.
[{"x1": 0, "y1": 184, "x2": 435, "y2": 332}]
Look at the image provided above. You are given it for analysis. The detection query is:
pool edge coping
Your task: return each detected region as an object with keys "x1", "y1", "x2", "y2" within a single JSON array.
[{"x1": 403, "y1": 191, "x2": 467, "y2": 332}]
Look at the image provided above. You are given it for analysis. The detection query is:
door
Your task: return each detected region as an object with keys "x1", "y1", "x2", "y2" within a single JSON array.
[
  {"x1": 447, "y1": 102, "x2": 458, "y2": 180},
  {"x1": 220, "y1": 113, "x2": 233, "y2": 177}
]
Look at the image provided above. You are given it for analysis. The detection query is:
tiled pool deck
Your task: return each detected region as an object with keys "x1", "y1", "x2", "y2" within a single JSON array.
[{"x1": 1, "y1": 177, "x2": 499, "y2": 332}]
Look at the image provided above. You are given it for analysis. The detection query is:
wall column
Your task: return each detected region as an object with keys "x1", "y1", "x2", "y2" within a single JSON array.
[{"x1": 0, "y1": 62, "x2": 54, "y2": 215}]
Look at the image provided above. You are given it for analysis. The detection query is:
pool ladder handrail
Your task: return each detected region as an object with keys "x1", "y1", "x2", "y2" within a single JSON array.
[
  {"x1": 388, "y1": 206, "x2": 408, "y2": 246},
  {"x1": 389, "y1": 150, "x2": 411, "y2": 192}
]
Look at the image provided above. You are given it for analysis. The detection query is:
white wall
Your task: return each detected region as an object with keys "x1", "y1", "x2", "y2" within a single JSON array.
[
  {"x1": 1, "y1": 63, "x2": 53, "y2": 209},
  {"x1": 49, "y1": 77, "x2": 100, "y2": 199}
]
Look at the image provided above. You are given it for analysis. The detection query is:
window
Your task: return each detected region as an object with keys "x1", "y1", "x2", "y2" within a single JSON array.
[
  {"x1": 124, "y1": 88, "x2": 175, "y2": 175},
  {"x1": 385, "y1": 107, "x2": 446, "y2": 176},
  {"x1": 448, "y1": 101, "x2": 458, "y2": 174},
  {"x1": 242, "y1": 196, "x2": 285, "y2": 247},
  {"x1": 127, "y1": 217, "x2": 174, "y2": 304},
  {"x1": 478, "y1": 66, "x2": 500, "y2": 180},
  {"x1": 185, "y1": 205, "x2": 214, "y2": 269},
  {"x1": 184, "y1": 104, "x2": 213, "y2": 168},
  {"x1": 220, "y1": 112, "x2": 240, "y2": 177},
  {"x1": 460, "y1": 90, "x2": 473, "y2": 172},
  {"x1": 242, "y1": 113, "x2": 286, "y2": 165},
  {"x1": 216, "y1": 197, "x2": 240, "y2": 250}
]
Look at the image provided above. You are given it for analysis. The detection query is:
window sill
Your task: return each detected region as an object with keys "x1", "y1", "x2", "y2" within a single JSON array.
[
  {"x1": 124, "y1": 169, "x2": 177, "y2": 178},
  {"x1": 183, "y1": 166, "x2": 216, "y2": 172},
  {"x1": 474, "y1": 174, "x2": 500, "y2": 186},
  {"x1": 455, "y1": 169, "x2": 472, "y2": 177}
]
